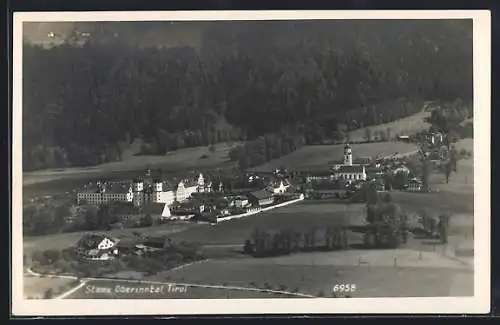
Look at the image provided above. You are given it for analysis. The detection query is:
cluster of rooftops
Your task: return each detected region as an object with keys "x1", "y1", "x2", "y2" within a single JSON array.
[{"x1": 81, "y1": 171, "x2": 205, "y2": 194}]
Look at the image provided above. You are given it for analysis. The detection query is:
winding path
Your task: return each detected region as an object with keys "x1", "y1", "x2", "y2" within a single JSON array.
[{"x1": 25, "y1": 267, "x2": 316, "y2": 299}]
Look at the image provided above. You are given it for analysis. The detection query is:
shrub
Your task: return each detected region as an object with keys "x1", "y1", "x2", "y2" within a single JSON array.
[
  {"x1": 43, "y1": 288, "x2": 53, "y2": 299},
  {"x1": 31, "y1": 251, "x2": 45, "y2": 265},
  {"x1": 167, "y1": 252, "x2": 184, "y2": 264},
  {"x1": 61, "y1": 247, "x2": 77, "y2": 261},
  {"x1": 43, "y1": 249, "x2": 61, "y2": 264},
  {"x1": 54, "y1": 260, "x2": 71, "y2": 273},
  {"x1": 141, "y1": 258, "x2": 164, "y2": 275},
  {"x1": 243, "y1": 240, "x2": 254, "y2": 255}
]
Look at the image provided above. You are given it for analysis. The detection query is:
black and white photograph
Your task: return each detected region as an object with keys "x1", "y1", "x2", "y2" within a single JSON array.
[{"x1": 11, "y1": 10, "x2": 490, "y2": 315}]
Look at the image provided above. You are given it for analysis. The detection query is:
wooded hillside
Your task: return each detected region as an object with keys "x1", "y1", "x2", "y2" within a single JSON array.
[{"x1": 22, "y1": 20, "x2": 472, "y2": 171}]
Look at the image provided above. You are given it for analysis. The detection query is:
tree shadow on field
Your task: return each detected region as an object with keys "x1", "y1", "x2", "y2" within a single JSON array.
[
  {"x1": 420, "y1": 240, "x2": 443, "y2": 246},
  {"x1": 348, "y1": 243, "x2": 397, "y2": 250}
]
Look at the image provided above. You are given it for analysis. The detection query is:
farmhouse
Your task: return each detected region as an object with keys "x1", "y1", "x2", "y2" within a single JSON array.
[
  {"x1": 426, "y1": 132, "x2": 444, "y2": 146},
  {"x1": 143, "y1": 236, "x2": 168, "y2": 250},
  {"x1": 397, "y1": 135, "x2": 411, "y2": 142},
  {"x1": 392, "y1": 165, "x2": 410, "y2": 176},
  {"x1": 406, "y1": 178, "x2": 424, "y2": 192},
  {"x1": 269, "y1": 179, "x2": 291, "y2": 194},
  {"x1": 170, "y1": 199, "x2": 205, "y2": 216},
  {"x1": 76, "y1": 234, "x2": 119, "y2": 260},
  {"x1": 228, "y1": 196, "x2": 249, "y2": 208},
  {"x1": 115, "y1": 237, "x2": 143, "y2": 255},
  {"x1": 247, "y1": 189, "x2": 275, "y2": 207}
]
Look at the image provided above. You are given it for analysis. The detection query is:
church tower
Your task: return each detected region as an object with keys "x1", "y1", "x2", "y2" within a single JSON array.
[
  {"x1": 132, "y1": 179, "x2": 144, "y2": 207},
  {"x1": 343, "y1": 144, "x2": 353, "y2": 166}
]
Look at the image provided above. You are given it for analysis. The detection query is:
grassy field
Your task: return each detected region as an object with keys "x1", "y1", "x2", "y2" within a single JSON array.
[
  {"x1": 24, "y1": 276, "x2": 78, "y2": 299},
  {"x1": 347, "y1": 109, "x2": 431, "y2": 142},
  {"x1": 23, "y1": 142, "x2": 238, "y2": 186},
  {"x1": 23, "y1": 223, "x2": 194, "y2": 257},
  {"x1": 23, "y1": 192, "x2": 473, "y2": 257},
  {"x1": 167, "y1": 203, "x2": 367, "y2": 245},
  {"x1": 250, "y1": 142, "x2": 418, "y2": 173},
  {"x1": 390, "y1": 191, "x2": 473, "y2": 214},
  {"x1": 428, "y1": 138, "x2": 474, "y2": 195},
  {"x1": 160, "y1": 255, "x2": 473, "y2": 297},
  {"x1": 66, "y1": 280, "x2": 297, "y2": 299}
]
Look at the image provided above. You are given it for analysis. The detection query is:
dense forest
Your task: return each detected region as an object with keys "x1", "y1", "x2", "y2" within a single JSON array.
[{"x1": 23, "y1": 20, "x2": 473, "y2": 171}]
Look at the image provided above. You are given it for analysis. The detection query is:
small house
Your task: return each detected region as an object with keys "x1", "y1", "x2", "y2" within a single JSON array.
[
  {"x1": 115, "y1": 237, "x2": 143, "y2": 255},
  {"x1": 397, "y1": 135, "x2": 411, "y2": 143},
  {"x1": 406, "y1": 178, "x2": 424, "y2": 192},
  {"x1": 235, "y1": 197, "x2": 249, "y2": 208},
  {"x1": 142, "y1": 236, "x2": 167, "y2": 250},
  {"x1": 269, "y1": 179, "x2": 291, "y2": 194},
  {"x1": 76, "y1": 234, "x2": 119, "y2": 260}
]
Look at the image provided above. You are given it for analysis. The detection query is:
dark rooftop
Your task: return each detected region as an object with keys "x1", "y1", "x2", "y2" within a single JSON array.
[
  {"x1": 147, "y1": 202, "x2": 168, "y2": 215},
  {"x1": 248, "y1": 189, "x2": 274, "y2": 200}
]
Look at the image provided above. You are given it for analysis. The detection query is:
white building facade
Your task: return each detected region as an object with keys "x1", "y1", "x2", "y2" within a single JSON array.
[
  {"x1": 77, "y1": 173, "x2": 207, "y2": 207},
  {"x1": 332, "y1": 144, "x2": 367, "y2": 181}
]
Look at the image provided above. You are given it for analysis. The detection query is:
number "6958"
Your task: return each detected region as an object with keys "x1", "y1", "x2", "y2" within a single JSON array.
[{"x1": 332, "y1": 284, "x2": 356, "y2": 293}]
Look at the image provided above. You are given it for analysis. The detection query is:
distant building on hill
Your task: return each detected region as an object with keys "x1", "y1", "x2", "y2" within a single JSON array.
[{"x1": 397, "y1": 135, "x2": 411, "y2": 142}]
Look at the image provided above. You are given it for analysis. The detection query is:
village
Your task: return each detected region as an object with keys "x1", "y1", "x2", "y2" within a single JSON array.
[{"x1": 23, "y1": 125, "x2": 463, "y2": 268}]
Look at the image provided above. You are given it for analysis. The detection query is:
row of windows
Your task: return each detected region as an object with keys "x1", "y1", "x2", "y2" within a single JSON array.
[
  {"x1": 78, "y1": 193, "x2": 129, "y2": 198},
  {"x1": 337, "y1": 173, "x2": 365, "y2": 180},
  {"x1": 78, "y1": 185, "x2": 200, "y2": 197}
]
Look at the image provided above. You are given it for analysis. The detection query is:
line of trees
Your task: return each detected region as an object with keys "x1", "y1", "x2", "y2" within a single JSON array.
[
  {"x1": 244, "y1": 226, "x2": 349, "y2": 257},
  {"x1": 29, "y1": 239, "x2": 205, "y2": 278},
  {"x1": 23, "y1": 200, "x2": 158, "y2": 237},
  {"x1": 23, "y1": 20, "x2": 472, "y2": 171},
  {"x1": 229, "y1": 132, "x2": 306, "y2": 169}
]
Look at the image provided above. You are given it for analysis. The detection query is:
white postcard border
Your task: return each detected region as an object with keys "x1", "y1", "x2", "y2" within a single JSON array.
[{"x1": 11, "y1": 10, "x2": 491, "y2": 316}]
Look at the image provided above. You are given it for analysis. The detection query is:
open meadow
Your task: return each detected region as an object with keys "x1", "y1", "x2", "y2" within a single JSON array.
[
  {"x1": 23, "y1": 223, "x2": 194, "y2": 257},
  {"x1": 65, "y1": 280, "x2": 295, "y2": 299},
  {"x1": 347, "y1": 109, "x2": 431, "y2": 142},
  {"x1": 250, "y1": 142, "x2": 418, "y2": 173},
  {"x1": 167, "y1": 203, "x2": 367, "y2": 245},
  {"x1": 24, "y1": 276, "x2": 79, "y2": 299},
  {"x1": 158, "y1": 249, "x2": 472, "y2": 297},
  {"x1": 23, "y1": 142, "x2": 237, "y2": 186},
  {"x1": 430, "y1": 138, "x2": 474, "y2": 195}
]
